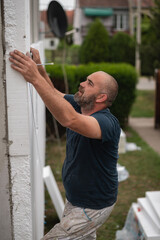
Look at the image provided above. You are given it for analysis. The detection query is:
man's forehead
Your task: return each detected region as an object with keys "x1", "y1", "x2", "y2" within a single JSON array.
[{"x1": 87, "y1": 72, "x2": 105, "y2": 85}]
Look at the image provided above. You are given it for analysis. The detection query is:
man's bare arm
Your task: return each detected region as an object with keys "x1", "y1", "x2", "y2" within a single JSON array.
[
  {"x1": 30, "y1": 47, "x2": 65, "y2": 97},
  {"x1": 9, "y1": 50, "x2": 102, "y2": 139}
]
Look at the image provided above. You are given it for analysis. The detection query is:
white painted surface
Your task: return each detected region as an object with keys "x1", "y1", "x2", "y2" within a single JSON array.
[
  {"x1": 132, "y1": 203, "x2": 160, "y2": 240},
  {"x1": 146, "y1": 191, "x2": 160, "y2": 222},
  {"x1": 4, "y1": 0, "x2": 33, "y2": 238},
  {"x1": 43, "y1": 166, "x2": 65, "y2": 220},
  {"x1": 29, "y1": 41, "x2": 46, "y2": 240},
  {"x1": 10, "y1": 156, "x2": 32, "y2": 240},
  {"x1": 3, "y1": 0, "x2": 46, "y2": 239},
  {"x1": 138, "y1": 198, "x2": 160, "y2": 233},
  {"x1": 117, "y1": 191, "x2": 160, "y2": 240},
  {"x1": 44, "y1": 38, "x2": 59, "y2": 50}
]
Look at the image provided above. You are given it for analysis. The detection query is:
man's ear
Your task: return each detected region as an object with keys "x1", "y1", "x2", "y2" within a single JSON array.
[{"x1": 96, "y1": 93, "x2": 107, "y2": 103}]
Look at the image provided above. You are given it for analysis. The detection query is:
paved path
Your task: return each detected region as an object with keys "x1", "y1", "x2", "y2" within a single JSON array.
[
  {"x1": 129, "y1": 117, "x2": 160, "y2": 155},
  {"x1": 129, "y1": 77, "x2": 160, "y2": 155},
  {"x1": 137, "y1": 77, "x2": 155, "y2": 90}
]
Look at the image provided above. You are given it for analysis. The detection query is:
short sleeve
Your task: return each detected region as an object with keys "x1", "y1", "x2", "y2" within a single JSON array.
[{"x1": 92, "y1": 111, "x2": 120, "y2": 143}]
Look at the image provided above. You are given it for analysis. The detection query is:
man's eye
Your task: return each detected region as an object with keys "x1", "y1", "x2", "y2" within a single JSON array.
[{"x1": 88, "y1": 81, "x2": 93, "y2": 86}]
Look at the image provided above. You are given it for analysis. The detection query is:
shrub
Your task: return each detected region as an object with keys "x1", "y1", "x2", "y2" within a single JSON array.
[
  {"x1": 109, "y1": 32, "x2": 135, "y2": 65},
  {"x1": 140, "y1": 44, "x2": 156, "y2": 76},
  {"x1": 79, "y1": 18, "x2": 109, "y2": 63},
  {"x1": 46, "y1": 64, "x2": 77, "y2": 94},
  {"x1": 46, "y1": 63, "x2": 137, "y2": 132},
  {"x1": 140, "y1": 1, "x2": 160, "y2": 75}
]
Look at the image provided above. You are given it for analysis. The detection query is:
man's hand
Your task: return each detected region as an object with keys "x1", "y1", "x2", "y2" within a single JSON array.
[
  {"x1": 30, "y1": 47, "x2": 41, "y2": 65},
  {"x1": 9, "y1": 50, "x2": 41, "y2": 84}
]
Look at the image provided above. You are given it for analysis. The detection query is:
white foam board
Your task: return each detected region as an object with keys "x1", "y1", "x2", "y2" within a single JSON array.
[
  {"x1": 138, "y1": 198, "x2": 160, "y2": 232},
  {"x1": 43, "y1": 166, "x2": 64, "y2": 220},
  {"x1": 132, "y1": 203, "x2": 160, "y2": 240},
  {"x1": 146, "y1": 191, "x2": 160, "y2": 222}
]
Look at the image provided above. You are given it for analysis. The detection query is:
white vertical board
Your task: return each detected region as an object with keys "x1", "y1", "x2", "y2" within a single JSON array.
[
  {"x1": 4, "y1": 0, "x2": 32, "y2": 239},
  {"x1": 43, "y1": 166, "x2": 65, "y2": 220},
  {"x1": 29, "y1": 41, "x2": 46, "y2": 240}
]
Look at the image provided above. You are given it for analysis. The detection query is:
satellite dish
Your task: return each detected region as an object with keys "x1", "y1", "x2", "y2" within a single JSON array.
[{"x1": 47, "y1": 1, "x2": 68, "y2": 38}]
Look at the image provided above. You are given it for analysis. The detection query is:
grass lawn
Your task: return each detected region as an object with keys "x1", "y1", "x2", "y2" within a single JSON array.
[
  {"x1": 130, "y1": 90, "x2": 155, "y2": 118},
  {"x1": 44, "y1": 126, "x2": 160, "y2": 239}
]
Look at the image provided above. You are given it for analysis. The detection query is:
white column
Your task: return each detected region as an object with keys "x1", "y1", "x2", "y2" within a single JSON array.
[
  {"x1": 73, "y1": 0, "x2": 82, "y2": 45},
  {"x1": 4, "y1": 0, "x2": 33, "y2": 239},
  {"x1": 128, "y1": 0, "x2": 134, "y2": 35}
]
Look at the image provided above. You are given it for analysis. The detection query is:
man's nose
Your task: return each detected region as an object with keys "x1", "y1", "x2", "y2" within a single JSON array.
[{"x1": 80, "y1": 81, "x2": 86, "y2": 87}]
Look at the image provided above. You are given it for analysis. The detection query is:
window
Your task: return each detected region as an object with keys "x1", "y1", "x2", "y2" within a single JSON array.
[
  {"x1": 50, "y1": 40, "x2": 54, "y2": 46},
  {"x1": 113, "y1": 13, "x2": 128, "y2": 30}
]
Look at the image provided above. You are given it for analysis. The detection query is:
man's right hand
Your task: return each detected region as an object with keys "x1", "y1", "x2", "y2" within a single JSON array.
[{"x1": 30, "y1": 47, "x2": 42, "y2": 65}]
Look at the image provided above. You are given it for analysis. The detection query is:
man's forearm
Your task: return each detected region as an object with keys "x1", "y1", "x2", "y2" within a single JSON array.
[
  {"x1": 38, "y1": 66, "x2": 54, "y2": 88},
  {"x1": 37, "y1": 66, "x2": 65, "y2": 97},
  {"x1": 33, "y1": 75, "x2": 76, "y2": 128}
]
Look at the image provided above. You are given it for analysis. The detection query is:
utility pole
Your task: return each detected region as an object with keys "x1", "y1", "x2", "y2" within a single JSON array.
[
  {"x1": 135, "y1": 0, "x2": 141, "y2": 75},
  {"x1": 128, "y1": 0, "x2": 134, "y2": 35}
]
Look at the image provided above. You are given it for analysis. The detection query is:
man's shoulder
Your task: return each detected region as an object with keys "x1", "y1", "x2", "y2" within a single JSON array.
[
  {"x1": 92, "y1": 108, "x2": 117, "y2": 121},
  {"x1": 92, "y1": 108, "x2": 121, "y2": 140}
]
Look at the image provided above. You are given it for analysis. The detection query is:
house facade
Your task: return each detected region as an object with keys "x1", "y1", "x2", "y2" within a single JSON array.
[{"x1": 73, "y1": 0, "x2": 155, "y2": 45}]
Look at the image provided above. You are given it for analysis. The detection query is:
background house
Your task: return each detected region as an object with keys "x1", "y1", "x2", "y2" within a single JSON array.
[
  {"x1": 73, "y1": 0, "x2": 155, "y2": 45},
  {"x1": 40, "y1": 9, "x2": 74, "y2": 51}
]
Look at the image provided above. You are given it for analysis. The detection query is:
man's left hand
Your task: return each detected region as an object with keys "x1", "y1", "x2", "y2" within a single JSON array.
[{"x1": 9, "y1": 50, "x2": 40, "y2": 84}]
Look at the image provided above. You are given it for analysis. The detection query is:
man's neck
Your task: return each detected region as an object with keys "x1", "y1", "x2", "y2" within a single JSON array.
[{"x1": 81, "y1": 105, "x2": 107, "y2": 116}]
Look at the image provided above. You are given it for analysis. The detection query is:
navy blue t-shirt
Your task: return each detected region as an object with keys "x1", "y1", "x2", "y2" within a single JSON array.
[{"x1": 62, "y1": 94, "x2": 121, "y2": 209}]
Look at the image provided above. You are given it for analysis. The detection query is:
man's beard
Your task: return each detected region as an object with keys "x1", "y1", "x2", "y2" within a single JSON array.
[{"x1": 74, "y1": 90, "x2": 97, "y2": 112}]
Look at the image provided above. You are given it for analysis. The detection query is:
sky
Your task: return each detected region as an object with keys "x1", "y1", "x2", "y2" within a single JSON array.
[{"x1": 39, "y1": 0, "x2": 76, "y2": 10}]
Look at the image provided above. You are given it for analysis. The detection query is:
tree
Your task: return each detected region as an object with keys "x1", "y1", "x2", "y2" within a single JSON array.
[
  {"x1": 150, "y1": 0, "x2": 160, "y2": 69},
  {"x1": 109, "y1": 32, "x2": 135, "y2": 65},
  {"x1": 140, "y1": 0, "x2": 160, "y2": 75},
  {"x1": 80, "y1": 18, "x2": 109, "y2": 63}
]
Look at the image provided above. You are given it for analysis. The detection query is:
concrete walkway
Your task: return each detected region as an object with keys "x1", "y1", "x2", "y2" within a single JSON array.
[
  {"x1": 136, "y1": 76, "x2": 155, "y2": 90},
  {"x1": 129, "y1": 117, "x2": 160, "y2": 155},
  {"x1": 129, "y1": 77, "x2": 160, "y2": 155}
]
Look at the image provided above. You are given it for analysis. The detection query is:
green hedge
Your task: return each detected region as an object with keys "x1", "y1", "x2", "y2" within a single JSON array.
[{"x1": 46, "y1": 63, "x2": 137, "y2": 133}]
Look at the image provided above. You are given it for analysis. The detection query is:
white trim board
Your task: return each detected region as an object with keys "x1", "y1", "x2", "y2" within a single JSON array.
[{"x1": 43, "y1": 166, "x2": 65, "y2": 220}]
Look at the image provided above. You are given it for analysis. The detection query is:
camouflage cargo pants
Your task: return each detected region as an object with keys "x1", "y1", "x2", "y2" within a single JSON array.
[{"x1": 41, "y1": 200, "x2": 115, "y2": 240}]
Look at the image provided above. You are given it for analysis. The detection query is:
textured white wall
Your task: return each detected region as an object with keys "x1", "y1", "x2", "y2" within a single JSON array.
[
  {"x1": 4, "y1": 0, "x2": 32, "y2": 239},
  {"x1": 3, "y1": 1, "x2": 46, "y2": 239},
  {"x1": 0, "y1": 2, "x2": 12, "y2": 239}
]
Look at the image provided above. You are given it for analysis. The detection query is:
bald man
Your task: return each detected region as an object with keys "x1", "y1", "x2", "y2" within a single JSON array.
[{"x1": 9, "y1": 49, "x2": 121, "y2": 240}]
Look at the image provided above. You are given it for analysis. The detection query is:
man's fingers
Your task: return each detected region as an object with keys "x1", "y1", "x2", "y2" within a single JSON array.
[
  {"x1": 10, "y1": 63, "x2": 24, "y2": 75},
  {"x1": 9, "y1": 56, "x2": 25, "y2": 69},
  {"x1": 9, "y1": 50, "x2": 29, "y2": 64}
]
